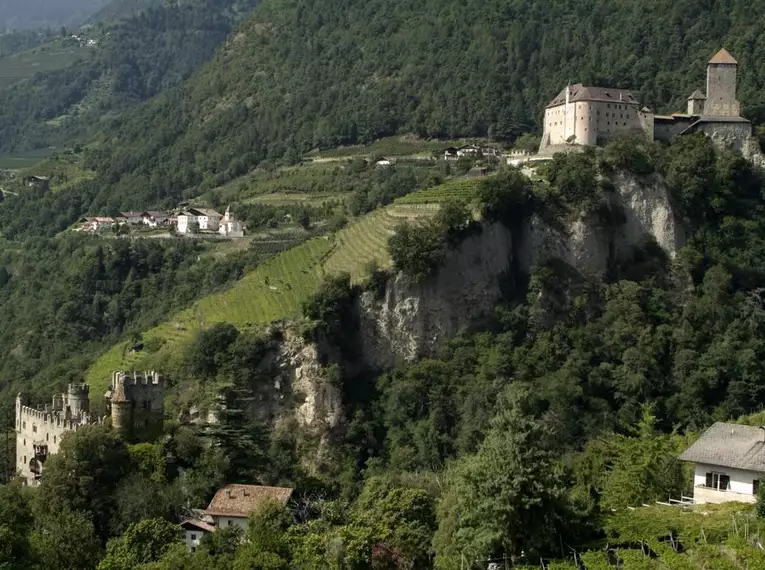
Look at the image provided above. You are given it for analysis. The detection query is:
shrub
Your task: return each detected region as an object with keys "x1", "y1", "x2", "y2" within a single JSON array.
[{"x1": 388, "y1": 222, "x2": 446, "y2": 281}]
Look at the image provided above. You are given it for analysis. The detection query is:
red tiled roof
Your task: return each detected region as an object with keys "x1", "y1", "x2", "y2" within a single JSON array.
[
  {"x1": 181, "y1": 518, "x2": 216, "y2": 533},
  {"x1": 205, "y1": 484, "x2": 293, "y2": 518},
  {"x1": 709, "y1": 48, "x2": 737, "y2": 65}
]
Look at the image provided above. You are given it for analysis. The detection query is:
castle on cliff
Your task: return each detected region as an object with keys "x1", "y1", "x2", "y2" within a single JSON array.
[
  {"x1": 15, "y1": 371, "x2": 164, "y2": 485},
  {"x1": 539, "y1": 48, "x2": 752, "y2": 154}
]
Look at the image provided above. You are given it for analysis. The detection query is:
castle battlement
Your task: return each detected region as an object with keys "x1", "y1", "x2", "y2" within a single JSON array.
[
  {"x1": 111, "y1": 370, "x2": 164, "y2": 387},
  {"x1": 17, "y1": 404, "x2": 93, "y2": 430},
  {"x1": 15, "y1": 372, "x2": 165, "y2": 486}
]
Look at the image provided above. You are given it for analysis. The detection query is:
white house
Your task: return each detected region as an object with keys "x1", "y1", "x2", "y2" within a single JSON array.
[
  {"x1": 678, "y1": 422, "x2": 765, "y2": 504},
  {"x1": 205, "y1": 484, "x2": 293, "y2": 531},
  {"x1": 456, "y1": 144, "x2": 480, "y2": 158},
  {"x1": 180, "y1": 517, "x2": 215, "y2": 552},
  {"x1": 79, "y1": 216, "x2": 115, "y2": 232},
  {"x1": 218, "y1": 206, "x2": 244, "y2": 238},
  {"x1": 177, "y1": 208, "x2": 222, "y2": 234},
  {"x1": 142, "y1": 211, "x2": 168, "y2": 227}
]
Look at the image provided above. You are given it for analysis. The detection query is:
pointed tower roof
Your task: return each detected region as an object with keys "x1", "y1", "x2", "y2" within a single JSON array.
[
  {"x1": 709, "y1": 48, "x2": 737, "y2": 65},
  {"x1": 687, "y1": 89, "x2": 707, "y2": 100}
]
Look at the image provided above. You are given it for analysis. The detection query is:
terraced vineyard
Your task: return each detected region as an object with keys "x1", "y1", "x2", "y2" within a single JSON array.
[
  {"x1": 395, "y1": 177, "x2": 484, "y2": 204},
  {"x1": 323, "y1": 204, "x2": 440, "y2": 281}
]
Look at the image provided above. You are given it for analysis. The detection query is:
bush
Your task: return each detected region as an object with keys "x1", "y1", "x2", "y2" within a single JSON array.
[
  {"x1": 477, "y1": 167, "x2": 534, "y2": 225},
  {"x1": 388, "y1": 222, "x2": 446, "y2": 281}
]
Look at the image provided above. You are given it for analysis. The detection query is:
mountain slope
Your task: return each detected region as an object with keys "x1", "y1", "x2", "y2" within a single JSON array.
[
  {"x1": 0, "y1": 0, "x2": 261, "y2": 154},
  {"x1": 84, "y1": 0, "x2": 765, "y2": 210},
  {"x1": 0, "y1": 0, "x2": 111, "y2": 30}
]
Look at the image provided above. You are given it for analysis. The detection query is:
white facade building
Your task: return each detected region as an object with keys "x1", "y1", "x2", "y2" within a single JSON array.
[
  {"x1": 538, "y1": 84, "x2": 649, "y2": 153},
  {"x1": 679, "y1": 422, "x2": 764, "y2": 504},
  {"x1": 177, "y1": 208, "x2": 222, "y2": 234}
]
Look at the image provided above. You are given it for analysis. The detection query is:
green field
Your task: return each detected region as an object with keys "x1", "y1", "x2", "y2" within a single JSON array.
[
  {"x1": 0, "y1": 40, "x2": 82, "y2": 89},
  {"x1": 0, "y1": 148, "x2": 55, "y2": 170}
]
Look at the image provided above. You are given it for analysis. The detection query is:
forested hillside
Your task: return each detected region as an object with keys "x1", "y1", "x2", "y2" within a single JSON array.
[
  {"x1": 0, "y1": 0, "x2": 261, "y2": 153},
  {"x1": 0, "y1": 0, "x2": 110, "y2": 30},
  {"x1": 81, "y1": 0, "x2": 765, "y2": 209}
]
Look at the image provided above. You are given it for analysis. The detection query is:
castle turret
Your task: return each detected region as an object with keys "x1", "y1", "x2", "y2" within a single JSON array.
[
  {"x1": 704, "y1": 48, "x2": 740, "y2": 117},
  {"x1": 109, "y1": 374, "x2": 130, "y2": 436},
  {"x1": 687, "y1": 89, "x2": 706, "y2": 115},
  {"x1": 66, "y1": 384, "x2": 90, "y2": 418}
]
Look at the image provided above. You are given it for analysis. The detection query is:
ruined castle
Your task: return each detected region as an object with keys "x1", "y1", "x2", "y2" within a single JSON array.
[
  {"x1": 15, "y1": 371, "x2": 164, "y2": 485},
  {"x1": 539, "y1": 48, "x2": 752, "y2": 154}
]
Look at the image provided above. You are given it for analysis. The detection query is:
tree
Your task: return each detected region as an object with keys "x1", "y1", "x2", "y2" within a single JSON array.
[
  {"x1": 0, "y1": 482, "x2": 35, "y2": 570},
  {"x1": 433, "y1": 389, "x2": 568, "y2": 568},
  {"x1": 31, "y1": 507, "x2": 102, "y2": 570},
  {"x1": 35, "y1": 425, "x2": 132, "y2": 541},
  {"x1": 232, "y1": 501, "x2": 294, "y2": 570},
  {"x1": 477, "y1": 167, "x2": 533, "y2": 225},
  {"x1": 187, "y1": 323, "x2": 240, "y2": 378},
  {"x1": 98, "y1": 519, "x2": 183, "y2": 570},
  {"x1": 388, "y1": 223, "x2": 445, "y2": 281}
]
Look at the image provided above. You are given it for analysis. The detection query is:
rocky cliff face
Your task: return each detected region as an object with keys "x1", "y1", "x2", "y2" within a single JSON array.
[
  {"x1": 519, "y1": 172, "x2": 684, "y2": 278},
  {"x1": 360, "y1": 171, "x2": 684, "y2": 365},
  {"x1": 359, "y1": 221, "x2": 514, "y2": 368}
]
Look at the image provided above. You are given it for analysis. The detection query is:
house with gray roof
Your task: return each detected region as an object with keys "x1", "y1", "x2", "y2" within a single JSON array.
[{"x1": 678, "y1": 422, "x2": 765, "y2": 504}]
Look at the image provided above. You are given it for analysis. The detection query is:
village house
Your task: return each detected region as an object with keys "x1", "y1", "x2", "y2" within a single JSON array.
[
  {"x1": 678, "y1": 422, "x2": 765, "y2": 504},
  {"x1": 204, "y1": 484, "x2": 293, "y2": 532},
  {"x1": 177, "y1": 208, "x2": 222, "y2": 234},
  {"x1": 181, "y1": 517, "x2": 216, "y2": 552},
  {"x1": 79, "y1": 216, "x2": 115, "y2": 232},
  {"x1": 442, "y1": 147, "x2": 459, "y2": 160},
  {"x1": 23, "y1": 175, "x2": 50, "y2": 191},
  {"x1": 119, "y1": 211, "x2": 146, "y2": 225},
  {"x1": 456, "y1": 144, "x2": 481, "y2": 158},
  {"x1": 142, "y1": 211, "x2": 169, "y2": 228}
]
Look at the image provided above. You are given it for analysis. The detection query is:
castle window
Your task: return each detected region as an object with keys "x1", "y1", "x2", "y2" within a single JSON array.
[
  {"x1": 607, "y1": 104, "x2": 611, "y2": 108},
  {"x1": 191, "y1": 534, "x2": 197, "y2": 540},
  {"x1": 32, "y1": 425, "x2": 36, "y2": 433},
  {"x1": 46, "y1": 433, "x2": 49, "y2": 441},
  {"x1": 23, "y1": 439, "x2": 26, "y2": 446},
  {"x1": 23, "y1": 456, "x2": 26, "y2": 464},
  {"x1": 53, "y1": 436, "x2": 56, "y2": 443},
  {"x1": 22, "y1": 421, "x2": 25, "y2": 429}
]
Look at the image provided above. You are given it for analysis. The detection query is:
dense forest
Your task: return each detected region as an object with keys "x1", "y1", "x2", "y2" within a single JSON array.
[
  {"x1": 76, "y1": 0, "x2": 765, "y2": 210},
  {"x1": 0, "y1": 0, "x2": 262, "y2": 153}
]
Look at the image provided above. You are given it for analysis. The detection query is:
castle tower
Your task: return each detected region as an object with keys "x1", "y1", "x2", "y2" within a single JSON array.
[
  {"x1": 106, "y1": 371, "x2": 165, "y2": 441},
  {"x1": 108, "y1": 373, "x2": 131, "y2": 436},
  {"x1": 704, "y1": 48, "x2": 740, "y2": 117},
  {"x1": 66, "y1": 384, "x2": 89, "y2": 418},
  {"x1": 687, "y1": 90, "x2": 706, "y2": 115}
]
